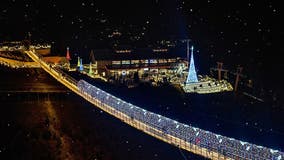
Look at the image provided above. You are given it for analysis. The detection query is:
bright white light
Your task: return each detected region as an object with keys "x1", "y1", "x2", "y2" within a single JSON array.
[
  {"x1": 196, "y1": 131, "x2": 199, "y2": 136},
  {"x1": 270, "y1": 149, "x2": 278, "y2": 154},
  {"x1": 240, "y1": 141, "x2": 247, "y2": 146},
  {"x1": 246, "y1": 146, "x2": 251, "y2": 151}
]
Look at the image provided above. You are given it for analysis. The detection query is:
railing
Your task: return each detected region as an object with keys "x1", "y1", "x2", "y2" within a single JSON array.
[
  {"x1": 24, "y1": 48, "x2": 283, "y2": 160},
  {"x1": 77, "y1": 80, "x2": 283, "y2": 160},
  {"x1": 0, "y1": 56, "x2": 40, "y2": 68}
]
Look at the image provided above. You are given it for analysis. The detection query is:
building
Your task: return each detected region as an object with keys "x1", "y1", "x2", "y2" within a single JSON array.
[{"x1": 89, "y1": 48, "x2": 182, "y2": 80}]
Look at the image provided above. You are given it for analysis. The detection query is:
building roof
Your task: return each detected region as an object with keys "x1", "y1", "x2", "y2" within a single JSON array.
[{"x1": 91, "y1": 48, "x2": 179, "y2": 61}]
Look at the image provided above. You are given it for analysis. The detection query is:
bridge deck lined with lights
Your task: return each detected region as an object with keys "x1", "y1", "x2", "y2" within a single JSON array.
[
  {"x1": 17, "y1": 47, "x2": 284, "y2": 160},
  {"x1": 0, "y1": 54, "x2": 40, "y2": 68}
]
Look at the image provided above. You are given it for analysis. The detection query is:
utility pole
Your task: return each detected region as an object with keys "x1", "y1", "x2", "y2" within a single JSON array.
[
  {"x1": 27, "y1": 32, "x2": 32, "y2": 42},
  {"x1": 234, "y1": 66, "x2": 243, "y2": 92},
  {"x1": 217, "y1": 62, "x2": 223, "y2": 81},
  {"x1": 180, "y1": 39, "x2": 191, "y2": 65}
]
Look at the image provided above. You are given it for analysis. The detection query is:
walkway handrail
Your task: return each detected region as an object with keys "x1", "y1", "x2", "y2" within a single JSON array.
[{"x1": 77, "y1": 80, "x2": 283, "y2": 160}]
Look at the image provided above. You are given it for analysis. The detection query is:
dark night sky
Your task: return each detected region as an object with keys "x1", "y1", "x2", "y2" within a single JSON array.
[{"x1": 0, "y1": 0, "x2": 283, "y2": 89}]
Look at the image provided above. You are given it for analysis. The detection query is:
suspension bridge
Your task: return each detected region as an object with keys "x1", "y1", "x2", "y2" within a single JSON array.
[{"x1": 1, "y1": 46, "x2": 283, "y2": 160}]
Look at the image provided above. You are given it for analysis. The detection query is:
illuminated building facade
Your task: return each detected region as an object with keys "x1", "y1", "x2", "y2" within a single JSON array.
[{"x1": 88, "y1": 48, "x2": 181, "y2": 78}]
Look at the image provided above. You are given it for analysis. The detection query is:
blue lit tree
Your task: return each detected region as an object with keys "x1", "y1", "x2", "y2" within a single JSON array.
[
  {"x1": 186, "y1": 46, "x2": 198, "y2": 83},
  {"x1": 79, "y1": 58, "x2": 84, "y2": 71}
]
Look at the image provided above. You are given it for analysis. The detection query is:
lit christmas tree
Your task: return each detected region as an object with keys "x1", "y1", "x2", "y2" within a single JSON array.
[
  {"x1": 88, "y1": 62, "x2": 93, "y2": 75},
  {"x1": 77, "y1": 57, "x2": 80, "y2": 67},
  {"x1": 186, "y1": 46, "x2": 198, "y2": 83},
  {"x1": 66, "y1": 47, "x2": 71, "y2": 61},
  {"x1": 79, "y1": 58, "x2": 84, "y2": 71}
]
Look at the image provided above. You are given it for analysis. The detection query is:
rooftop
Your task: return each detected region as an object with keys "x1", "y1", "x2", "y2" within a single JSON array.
[{"x1": 90, "y1": 48, "x2": 180, "y2": 61}]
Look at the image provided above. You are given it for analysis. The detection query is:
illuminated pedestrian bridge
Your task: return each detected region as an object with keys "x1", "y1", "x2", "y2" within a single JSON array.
[{"x1": 1, "y1": 47, "x2": 283, "y2": 160}]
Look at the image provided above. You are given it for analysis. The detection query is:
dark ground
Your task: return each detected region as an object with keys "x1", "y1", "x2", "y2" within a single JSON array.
[{"x1": 0, "y1": 67, "x2": 206, "y2": 160}]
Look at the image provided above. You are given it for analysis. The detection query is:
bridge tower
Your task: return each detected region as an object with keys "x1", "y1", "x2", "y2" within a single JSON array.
[
  {"x1": 186, "y1": 45, "x2": 198, "y2": 83},
  {"x1": 66, "y1": 47, "x2": 71, "y2": 61},
  {"x1": 234, "y1": 66, "x2": 243, "y2": 92},
  {"x1": 217, "y1": 62, "x2": 223, "y2": 81}
]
